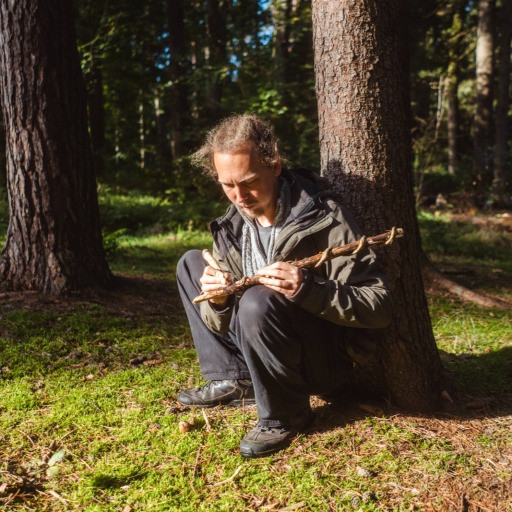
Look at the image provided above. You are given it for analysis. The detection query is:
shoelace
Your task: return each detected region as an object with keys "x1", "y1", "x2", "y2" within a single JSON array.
[{"x1": 257, "y1": 424, "x2": 287, "y2": 434}]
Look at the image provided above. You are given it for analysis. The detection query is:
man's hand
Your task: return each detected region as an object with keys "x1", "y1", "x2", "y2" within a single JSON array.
[
  {"x1": 200, "y1": 265, "x2": 232, "y2": 306},
  {"x1": 256, "y1": 262, "x2": 303, "y2": 297}
]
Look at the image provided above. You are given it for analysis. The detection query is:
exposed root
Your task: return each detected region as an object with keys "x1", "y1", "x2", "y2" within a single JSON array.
[{"x1": 421, "y1": 253, "x2": 512, "y2": 311}]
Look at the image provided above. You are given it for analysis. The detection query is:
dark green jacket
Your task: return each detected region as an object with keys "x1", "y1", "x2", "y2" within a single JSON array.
[{"x1": 200, "y1": 169, "x2": 392, "y2": 334}]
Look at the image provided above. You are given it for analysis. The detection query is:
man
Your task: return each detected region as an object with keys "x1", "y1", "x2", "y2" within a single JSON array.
[{"x1": 176, "y1": 114, "x2": 392, "y2": 458}]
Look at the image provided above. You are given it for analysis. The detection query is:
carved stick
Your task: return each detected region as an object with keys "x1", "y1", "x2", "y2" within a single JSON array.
[{"x1": 192, "y1": 227, "x2": 403, "y2": 304}]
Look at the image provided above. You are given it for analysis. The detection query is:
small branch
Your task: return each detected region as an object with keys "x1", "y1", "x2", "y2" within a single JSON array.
[
  {"x1": 193, "y1": 228, "x2": 403, "y2": 304},
  {"x1": 201, "y1": 409, "x2": 212, "y2": 432},
  {"x1": 421, "y1": 253, "x2": 512, "y2": 310},
  {"x1": 212, "y1": 465, "x2": 244, "y2": 487}
]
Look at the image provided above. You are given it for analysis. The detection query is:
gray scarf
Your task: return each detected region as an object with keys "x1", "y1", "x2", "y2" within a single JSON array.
[{"x1": 237, "y1": 179, "x2": 292, "y2": 277}]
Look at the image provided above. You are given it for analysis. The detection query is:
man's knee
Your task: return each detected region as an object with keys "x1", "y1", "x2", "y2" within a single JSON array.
[
  {"x1": 237, "y1": 285, "x2": 288, "y2": 325},
  {"x1": 177, "y1": 250, "x2": 204, "y2": 284}
]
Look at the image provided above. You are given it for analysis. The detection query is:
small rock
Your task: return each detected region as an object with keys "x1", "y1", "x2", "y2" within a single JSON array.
[
  {"x1": 361, "y1": 491, "x2": 374, "y2": 503},
  {"x1": 356, "y1": 466, "x2": 371, "y2": 478}
]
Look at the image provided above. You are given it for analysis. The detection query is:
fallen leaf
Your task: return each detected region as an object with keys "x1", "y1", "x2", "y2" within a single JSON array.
[
  {"x1": 142, "y1": 359, "x2": 164, "y2": 366},
  {"x1": 46, "y1": 466, "x2": 60, "y2": 478},
  {"x1": 48, "y1": 449, "x2": 66, "y2": 466},
  {"x1": 179, "y1": 421, "x2": 192, "y2": 432}
]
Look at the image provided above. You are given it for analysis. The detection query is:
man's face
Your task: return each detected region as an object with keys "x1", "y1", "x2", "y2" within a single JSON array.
[{"x1": 214, "y1": 143, "x2": 281, "y2": 226}]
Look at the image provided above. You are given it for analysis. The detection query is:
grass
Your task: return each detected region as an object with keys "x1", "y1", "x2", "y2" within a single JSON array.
[{"x1": 0, "y1": 210, "x2": 511, "y2": 510}]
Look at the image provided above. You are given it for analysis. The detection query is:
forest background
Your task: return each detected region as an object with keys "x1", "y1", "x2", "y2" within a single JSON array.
[
  {"x1": 1, "y1": 0, "x2": 510, "y2": 232},
  {"x1": 0, "y1": 0, "x2": 511, "y2": 511}
]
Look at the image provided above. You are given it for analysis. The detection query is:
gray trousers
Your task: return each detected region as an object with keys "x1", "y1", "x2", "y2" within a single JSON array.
[{"x1": 176, "y1": 250, "x2": 351, "y2": 427}]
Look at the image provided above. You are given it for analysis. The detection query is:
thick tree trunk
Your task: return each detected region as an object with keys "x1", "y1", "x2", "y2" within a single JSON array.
[
  {"x1": 167, "y1": 0, "x2": 190, "y2": 160},
  {"x1": 492, "y1": 0, "x2": 512, "y2": 204},
  {"x1": 0, "y1": 0, "x2": 111, "y2": 293},
  {"x1": 473, "y1": 0, "x2": 495, "y2": 202},
  {"x1": 312, "y1": 0, "x2": 444, "y2": 412}
]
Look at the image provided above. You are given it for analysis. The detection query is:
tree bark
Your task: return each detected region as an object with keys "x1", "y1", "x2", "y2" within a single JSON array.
[
  {"x1": 0, "y1": 0, "x2": 111, "y2": 293},
  {"x1": 492, "y1": 0, "x2": 512, "y2": 204},
  {"x1": 312, "y1": 0, "x2": 444, "y2": 412},
  {"x1": 473, "y1": 0, "x2": 495, "y2": 202}
]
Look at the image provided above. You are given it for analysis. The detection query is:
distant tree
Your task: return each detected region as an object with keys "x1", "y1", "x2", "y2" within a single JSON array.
[
  {"x1": 473, "y1": 0, "x2": 494, "y2": 201},
  {"x1": 167, "y1": 0, "x2": 191, "y2": 161},
  {"x1": 445, "y1": 1, "x2": 465, "y2": 177},
  {"x1": 206, "y1": 0, "x2": 228, "y2": 120},
  {"x1": 312, "y1": 0, "x2": 444, "y2": 411},
  {"x1": 0, "y1": 0, "x2": 111, "y2": 293},
  {"x1": 492, "y1": 0, "x2": 512, "y2": 204}
]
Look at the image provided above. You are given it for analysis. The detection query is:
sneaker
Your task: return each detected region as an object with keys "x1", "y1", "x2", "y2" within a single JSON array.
[
  {"x1": 177, "y1": 379, "x2": 255, "y2": 408},
  {"x1": 239, "y1": 407, "x2": 315, "y2": 458}
]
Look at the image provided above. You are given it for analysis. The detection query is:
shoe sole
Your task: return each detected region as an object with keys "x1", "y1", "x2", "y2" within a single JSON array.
[
  {"x1": 239, "y1": 412, "x2": 316, "y2": 458},
  {"x1": 177, "y1": 397, "x2": 256, "y2": 408}
]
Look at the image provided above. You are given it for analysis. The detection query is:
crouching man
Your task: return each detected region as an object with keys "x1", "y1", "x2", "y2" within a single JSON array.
[{"x1": 176, "y1": 114, "x2": 392, "y2": 458}]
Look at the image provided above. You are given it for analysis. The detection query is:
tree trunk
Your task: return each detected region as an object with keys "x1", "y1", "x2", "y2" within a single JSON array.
[
  {"x1": 271, "y1": 0, "x2": 292, "y2": 99},
  {"x1": 446, "y1": 5, "x2": 464, "y2": 177},
  {"x1": 312, "y1": 0, "x2": 444, "y2": 412},
  {"x1": 473, "y1": 0, "x2": 495, "y2": 202},
  {"x1": 86, "y1": 57, "x2": 106, "y2": 178},
  {"x1": 206, "y1": 0, "x2": 228, "y2": 120},
  {"x1": 446, "y1": 65, "x2": 460, "y2": 177},
  {"x1": 0, "y1": 0, "x2": 111, "y2": 293},
  {"x1": 167, "y1": 0, "x2": 190, "y2": 160},
  {"x1": 492, "y1": 0, "x2": 512, "y2": 204}
]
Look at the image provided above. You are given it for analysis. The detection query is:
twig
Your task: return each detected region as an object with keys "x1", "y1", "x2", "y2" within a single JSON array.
[
  {"x1": 17, "y1": 428, "x2": 36, "y2": 448},
  {"x1": 201, "y1": 409, "x2": 212, "y2": 432},
  {"x1": 212, "y1": 465, "x2": 243, "y2": 487},
  {"x1": 193, "y1": 227, "x2": 403, "y2": 304}
]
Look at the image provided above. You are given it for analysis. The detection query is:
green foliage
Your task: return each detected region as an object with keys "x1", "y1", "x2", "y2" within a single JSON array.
[
  {"x1": 418, "y1": 211, "x2": 512, "y2": 262},
  {"x1": 98, "y1": 185, "x2": 227, "y2": 236}
]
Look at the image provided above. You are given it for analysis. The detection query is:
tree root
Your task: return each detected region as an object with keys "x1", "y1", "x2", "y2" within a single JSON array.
[{"x1": 421, "y1": 253, "x2": 511, "y2": 311}]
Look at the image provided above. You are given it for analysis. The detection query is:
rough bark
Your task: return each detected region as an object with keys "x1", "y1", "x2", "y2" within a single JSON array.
[
  {"x1": 473, "y1": 0, "x2": 495, "y2": 201},
  {"x1": 492, "y1": 0, "x2": 512, "y2": 204},
  {"x1": 0, "y1": 0, "x2": 112, "y2": 293},
  {"x1": 312, "y1": 0, "x2": 444, "y2": 412}
]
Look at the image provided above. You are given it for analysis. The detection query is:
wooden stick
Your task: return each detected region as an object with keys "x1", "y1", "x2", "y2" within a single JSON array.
[{"x1": 192, "y1": 227, "x2": 403, "y2": 304}]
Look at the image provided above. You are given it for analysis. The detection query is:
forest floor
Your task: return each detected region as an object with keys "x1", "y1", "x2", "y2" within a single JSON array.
[{"x1": 0, "y1": 212, "x2": 511, "y2": 511}]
